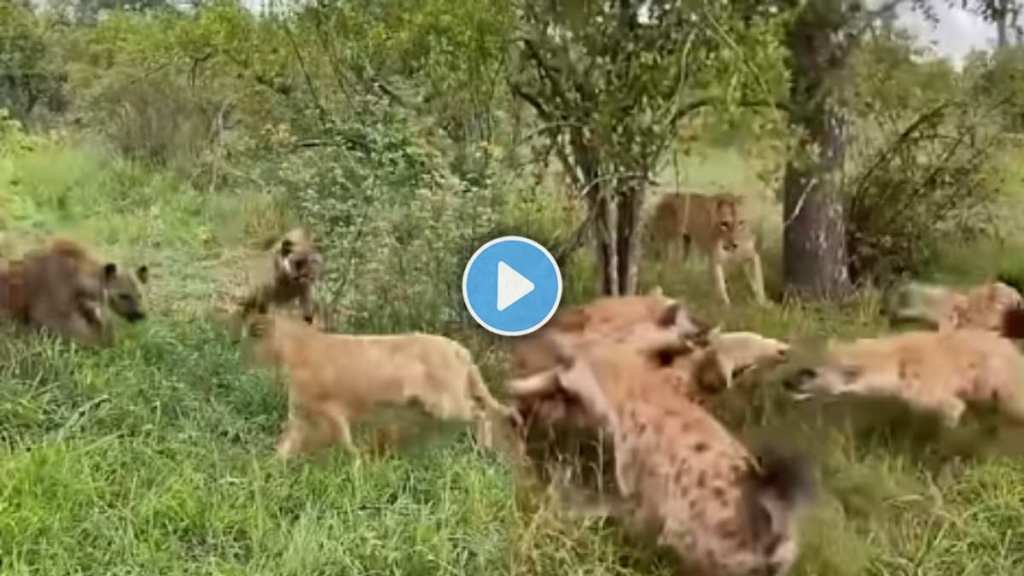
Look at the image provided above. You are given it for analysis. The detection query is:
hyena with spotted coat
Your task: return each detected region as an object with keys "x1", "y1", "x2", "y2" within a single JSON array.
[{"x1": 508, "y1": 332, "x2": 814, "y2": 576}]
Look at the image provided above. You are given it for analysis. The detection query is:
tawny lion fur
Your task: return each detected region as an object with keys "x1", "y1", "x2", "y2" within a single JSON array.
[
  {"x1": 251, "y1": 314, "x2": 520, "y2": 460},
  {"x1": 507, "y1": 332, "x2": 813, "y2": 576},
  {"x1": 0, "y1": 238, "x2": 148, "y2": 346},
  {"x1": 646, "y1": 191, "x2": 767, "y2": 306},
  {"x1": 788, "y1": 329, "x2": 1024, "y2": 428},
  {"x1": 891, "y1": 280, "x2": 1024, "y2": 332}
]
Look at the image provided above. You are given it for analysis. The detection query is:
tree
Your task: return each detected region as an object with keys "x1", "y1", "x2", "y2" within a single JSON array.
[
  {"x1": 776, "y1": 0, "x2": 918, "y2": 299},
  {"x1": 0, "y1": 1, "x2": 67, "y2": 123},
  {"x1": 509, "y1": 0, "x2": 778, "y2": 295},
  {"x1": 959, "y1": 0, "x2": 1024, "y2": 47}
]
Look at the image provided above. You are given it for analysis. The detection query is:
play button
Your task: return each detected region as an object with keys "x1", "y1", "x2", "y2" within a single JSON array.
[
  {"x1": 497, "y1": 261, "x2": 534, "y2": 311},
  {"x1": 462, "y1": 236, "x2": 562, "y2": 336}
]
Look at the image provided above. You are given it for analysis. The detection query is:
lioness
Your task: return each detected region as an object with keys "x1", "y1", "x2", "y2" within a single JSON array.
[
  {"x1": 249, "y1": 313, "x2": 520, "y2": 460},
  {"x1": 507, "y1": 331, "x2": 813, "y2": 576},
  {"x1": 647, "y1": 191, "x2": 767, "y2": 306},
  {"x1": 1, "y1": 239, "x2": 148, "y2": 346},
  {"x1": 786, "y1": 329, "x2": 1024, "y2": 428}
]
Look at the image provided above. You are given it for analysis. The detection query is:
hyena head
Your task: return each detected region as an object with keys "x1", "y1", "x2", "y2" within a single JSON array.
[
  {"x1": 783, "y1": 357, "x2": 863, "y2": 399},
  {"x1": 102, "y1": 263, "x2": 149, "y2": 323},
  {"x1": 277, "y1": 228, "x2": 323, "y2": 286}
]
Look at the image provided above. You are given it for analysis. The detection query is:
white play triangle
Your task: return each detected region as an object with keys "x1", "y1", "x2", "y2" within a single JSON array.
[{"x1": 496, "y1": 261, "x2": 535, "y2": 311}]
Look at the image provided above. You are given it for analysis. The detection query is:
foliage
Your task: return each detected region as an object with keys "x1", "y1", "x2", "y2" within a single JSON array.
[
  {"x1": 0, "y1": 1, "x2": 69, "y2": 124},
  {"x1": 510, "y1": 0, "x2": 788, "y2": 295},
  {"x1": 843, "y1": 35, "x2": 1007, "y2": 285},
  {"x1": 262, "y1": 103, "x2": 572, "y2": 334}
]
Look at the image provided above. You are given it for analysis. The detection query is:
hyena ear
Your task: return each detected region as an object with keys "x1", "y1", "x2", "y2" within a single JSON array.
[
  {"x1": 694, "y1": 349, "x2": 729, "y2": 393},
  {"x1": 656, "y1": 302, "x2": 681, "y2": 328},
  {"x1": 102, "y1": 262, "x2": 118, "y2": 282},
  {"x1": 136, "y1": 265, "x2": 149, "y2": 285},
  {"x1": 279, "y1": 238, "x2": 294, "y2": 258}
]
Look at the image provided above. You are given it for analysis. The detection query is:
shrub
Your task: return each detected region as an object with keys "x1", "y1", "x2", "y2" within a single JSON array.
[
  {"x1": 845, "y1": 100, "x2": 1005, "y2": 285},
  {"x1": 265, "y1": 105, "x2": 576, "y2": 334}
]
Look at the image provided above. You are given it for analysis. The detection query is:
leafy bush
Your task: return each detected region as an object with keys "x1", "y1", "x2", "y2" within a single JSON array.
[
  {"x1": 845, "y1": 100, "x2": 1004, "y2": 284},
  {"x1": 844, "y1": 36, "x2": 1005, "y2": 285},
  {"x1": 264, "y1": 105, "x2": 575, "y2": 334}
]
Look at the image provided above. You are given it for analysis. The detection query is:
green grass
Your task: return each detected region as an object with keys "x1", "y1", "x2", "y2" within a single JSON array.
[{"x1": 4, "y1": 139, "x2": 1024, "y2": 576}]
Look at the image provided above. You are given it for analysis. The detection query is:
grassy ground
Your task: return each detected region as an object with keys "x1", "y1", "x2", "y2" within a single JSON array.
[{"x1": 3, "y1": 139, "x2": 1024, "y2": 576}]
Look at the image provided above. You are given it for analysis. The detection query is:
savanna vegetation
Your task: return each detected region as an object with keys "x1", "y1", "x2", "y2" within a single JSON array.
[{"x1": 3, "y1": 0, "x2": 1024, "y2": 574}]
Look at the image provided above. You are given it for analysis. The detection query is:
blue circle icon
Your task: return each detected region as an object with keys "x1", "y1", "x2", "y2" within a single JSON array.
[{"x1": 462, "y1": 236, "x2": 563, "y2": 337}]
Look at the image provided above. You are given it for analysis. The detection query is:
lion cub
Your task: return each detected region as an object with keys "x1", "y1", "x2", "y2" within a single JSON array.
[
  {"x1": 787, "y1": 329, "x2": 1024, "y2": 428},
  {"x1": 250, "y1": 314, "x2": 520, "y2": 460},
  {"x1": 507, "y1": 332, "x2": 813, "y2": 576},
  {"x1": 647, "y1": 191, "x2": 767, "y2": 306},
  {"x1": 1, "y1": 239, "x2": 148, "y2": 346}
]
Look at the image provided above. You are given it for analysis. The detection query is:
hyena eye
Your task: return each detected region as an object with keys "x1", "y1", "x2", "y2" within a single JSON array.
[{"x1": 718, "y1": 222, "x2": 729, "y2": 230}]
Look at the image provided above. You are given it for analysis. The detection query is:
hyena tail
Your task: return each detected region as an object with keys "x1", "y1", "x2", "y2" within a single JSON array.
[
  {"x1": 1000, "y1": 306, "x2": 1024, "y2": 340},
  {"x1": 751, "y1": 446, "x2": 816, "y2": 508},
  {"x1": 746, "y1": 446, "x2": 816, "y2": 534}
]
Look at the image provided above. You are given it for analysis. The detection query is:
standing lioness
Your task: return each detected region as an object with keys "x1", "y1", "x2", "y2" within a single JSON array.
[
  {"x1": 250, "y1": 314, "x2": 520, "y2": 459},
  {"x1": 647, "y1": 191, "x2": 767, "y2": 306}
]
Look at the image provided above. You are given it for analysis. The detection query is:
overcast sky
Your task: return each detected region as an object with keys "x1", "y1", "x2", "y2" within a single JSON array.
[{"x1": 894, "y1": 1, "x2": 997, "y2": 65}]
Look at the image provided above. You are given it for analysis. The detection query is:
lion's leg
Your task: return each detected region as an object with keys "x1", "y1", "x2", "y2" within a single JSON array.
[
  {"x1": 995, "y1": 386, "x2": 1024, "y2": 426},
  {"x1": 744, "y1": 252, "x2": 768, "y2": 306},
  {"x1": 276, "y1": 397, "x2": 311, "y2": 460},
  {"x1": 711, "y1": 259, "x2": 731, "y2": 306},
  {"x1": 319, "y1": 401, "x2": 358, "y2": 455},
  {"x1": 920, "y1": 395, "x2": 967, "y2": 428}
]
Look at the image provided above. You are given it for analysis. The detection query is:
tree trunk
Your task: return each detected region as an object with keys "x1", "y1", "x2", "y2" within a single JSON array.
[
  {"x1": 782, "y1": 1, "x2": 853, "y2": 300},
  {"x1": 593, "y1": 191, "x2": 621, "y2": 296},
  {"x1": 995, "y1": 0, "x2": 1011, "y2": 48},
  {"x1": 614, "y1": 183, "x2": 645, "y2": 296}
]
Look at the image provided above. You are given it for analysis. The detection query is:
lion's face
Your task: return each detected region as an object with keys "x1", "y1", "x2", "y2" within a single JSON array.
[{"x1": 712, "y1": 199, "x2": 754, "y2": 253}]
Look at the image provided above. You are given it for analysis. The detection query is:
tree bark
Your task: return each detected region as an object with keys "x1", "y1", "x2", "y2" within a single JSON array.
[
  {"x1": 782, "y1": 1, "x2": 853, "y2": 300},
  {"x1": 614, "y1": 182, "x2": 645, "y2": 296},
  {"x1": 593, "y1": 192, "x2": 621, "y2": 296}
]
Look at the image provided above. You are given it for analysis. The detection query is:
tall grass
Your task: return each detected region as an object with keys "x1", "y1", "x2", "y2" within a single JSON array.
[{"x1": 2, "y1": 137, "x2": 1024, "y2": 576}]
